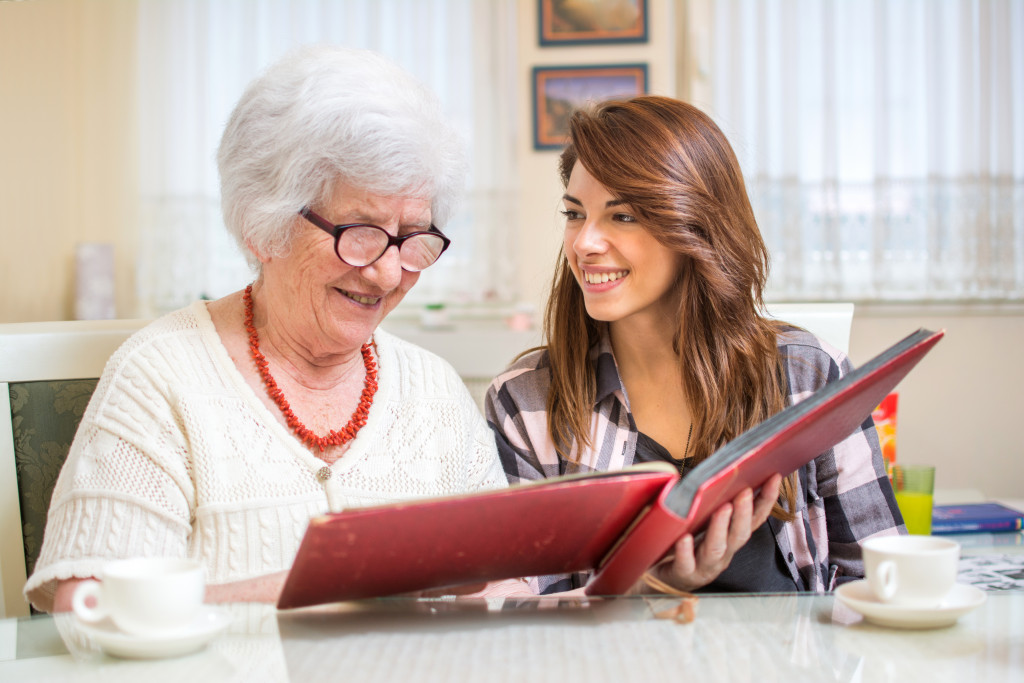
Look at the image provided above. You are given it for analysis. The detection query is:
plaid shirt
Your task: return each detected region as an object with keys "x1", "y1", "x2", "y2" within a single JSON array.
[{"x1": 485, "y1": 326, "x2": 904, "y2": 594}]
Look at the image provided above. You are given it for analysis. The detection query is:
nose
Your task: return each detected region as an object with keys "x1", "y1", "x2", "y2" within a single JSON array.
[
  {"x1": 571, "y1": 218, "x2": 608, "y2": 256},
  {"x1": 361, "y1": 244, "x2": 403, "y2": 290}
]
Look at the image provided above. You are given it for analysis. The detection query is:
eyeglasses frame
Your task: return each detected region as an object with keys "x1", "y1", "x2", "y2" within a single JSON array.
[{"x1": 299, "y1": 206, "x2": 451, "y2": 271}]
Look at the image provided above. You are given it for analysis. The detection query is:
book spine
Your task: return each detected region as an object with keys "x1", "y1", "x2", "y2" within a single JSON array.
[
  {"x1": 931, "y1": 519, "x2": 1024, "y2": 535},
  {"x1": 585, "y1": 501, "x2": 687, "y2": 596}
]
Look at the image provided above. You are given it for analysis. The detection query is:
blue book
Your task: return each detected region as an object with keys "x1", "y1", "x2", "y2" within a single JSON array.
[{"x1": 931, "y1": 502, "x2": 1024, "y2": 535}]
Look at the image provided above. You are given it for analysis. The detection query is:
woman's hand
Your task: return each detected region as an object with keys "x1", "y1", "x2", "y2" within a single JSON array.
[
  {"x1": 203, "y1": 570, "x2": 290, "y2": 604},
  {"x1": 416, "y1": 578, "x2": 536, "y2": 599},
  {"x1": 52, "y1": 577, "x2": 97, "y2": 613},
  {"x1": 649, "y1": 473, "x2": 783, "y2": 593},
  {"x1": 51, "y1": 570, "x2": 291, "y2": 613}
]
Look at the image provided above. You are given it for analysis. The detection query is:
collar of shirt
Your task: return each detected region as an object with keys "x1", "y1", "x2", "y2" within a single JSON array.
[{"x1": 591, "y1": 328, "x2": 629, "y2": 408}]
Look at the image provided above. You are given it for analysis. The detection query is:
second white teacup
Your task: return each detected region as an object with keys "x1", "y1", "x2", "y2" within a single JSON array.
[
  {"x1": 861, "y1": 536, "x2": 960, "y2": 608},
  {"x1": 72, "y1": 557, "x2": 205, "y2": 637}
]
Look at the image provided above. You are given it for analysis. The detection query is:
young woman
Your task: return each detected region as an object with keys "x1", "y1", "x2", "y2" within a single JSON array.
[{"x1": 486, "y1": 96, "x2": 903, "y2": 595}]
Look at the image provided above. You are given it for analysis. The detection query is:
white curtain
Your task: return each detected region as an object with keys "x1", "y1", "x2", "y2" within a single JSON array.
[
  {"x1": 706, "y1": 0, "x2": 1024, "y2": 302},
  {"x1": 135, "y1": 0, "x2": 519, "y2": 316}
]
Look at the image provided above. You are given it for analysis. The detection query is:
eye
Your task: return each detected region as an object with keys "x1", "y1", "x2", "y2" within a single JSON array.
[
  {"x1": 613, "y1": 212, "x2": 637, "y2": 223},
  {"x1": 560, "y1": 209, "x2": 583, "y2": 221}
]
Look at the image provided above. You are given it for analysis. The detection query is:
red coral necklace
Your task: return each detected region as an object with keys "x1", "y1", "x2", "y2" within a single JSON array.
[{"x1": 243, "y1": 284, "x2": 378, "y2": 452}]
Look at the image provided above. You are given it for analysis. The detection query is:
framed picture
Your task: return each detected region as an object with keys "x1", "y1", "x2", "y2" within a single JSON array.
[
  {"x1": 532, "y1": 64, "x2": 648, "y2": 151},
  {"x1": 538, "y1": 0, "x2": 648, "y2": 46}
]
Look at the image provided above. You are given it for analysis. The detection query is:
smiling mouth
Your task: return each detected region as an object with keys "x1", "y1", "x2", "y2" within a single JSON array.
[
  {"x1": 583, "y1": 270, "x2": 629, "y2": 285},
  {"x1": 338, "y1": 288, "x2": 381, "y2": 306}
]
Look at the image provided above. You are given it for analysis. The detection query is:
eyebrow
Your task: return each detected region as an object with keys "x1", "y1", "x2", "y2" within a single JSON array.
[
  {"x1": 341, "y1": 212, "x2": 431, "y2": 231},
  {"x1": 561, "y1": 193, "x2": 628, "y2": 209}
]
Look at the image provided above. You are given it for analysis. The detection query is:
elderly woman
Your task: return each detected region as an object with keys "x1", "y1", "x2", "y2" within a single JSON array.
[{"x1": 25, "y1": 46, "x2": 520, "y2": 612}]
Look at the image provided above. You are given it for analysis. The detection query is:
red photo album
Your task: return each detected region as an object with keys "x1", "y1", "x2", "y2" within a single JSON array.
[{"x1": 278, "y1": 328, "x2": 944, "y2": 610}]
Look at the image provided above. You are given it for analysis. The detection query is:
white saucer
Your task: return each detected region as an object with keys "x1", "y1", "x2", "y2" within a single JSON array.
[
  {"x1": 835, "y1": 580, "x2": 986, "y2": 629},
  {"x1": 75, "y1": 606, "x2": 232, "y2": 659}
]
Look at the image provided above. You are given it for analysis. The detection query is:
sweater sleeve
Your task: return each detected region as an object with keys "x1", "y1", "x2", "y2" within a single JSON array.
[
  {"x1": 462, "y1": 372, "x2": 509, "y2": 493},
  {"x1": 24, "y1": 337, "x2": 196, "y2": 612}
]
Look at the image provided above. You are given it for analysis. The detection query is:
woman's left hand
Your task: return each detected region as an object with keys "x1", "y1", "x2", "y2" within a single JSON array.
[{"x1": 649, "y1": 473, "x2": 783, "y2": 593}]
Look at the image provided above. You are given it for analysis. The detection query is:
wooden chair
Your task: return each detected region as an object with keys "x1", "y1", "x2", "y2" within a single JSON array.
[{"x1": 0, "y1": 319, "x2": 148, "y2": 617}]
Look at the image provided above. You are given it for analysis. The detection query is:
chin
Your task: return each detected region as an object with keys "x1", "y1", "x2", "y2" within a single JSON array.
[{"x1": 582, "y1": 303, "x2": 619, "y2": 323}]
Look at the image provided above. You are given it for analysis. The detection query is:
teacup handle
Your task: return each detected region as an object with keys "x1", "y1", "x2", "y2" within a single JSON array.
[
  {"x1": 872, "y1": 560, "x2": 899, "y2": 601},
  {"x1": 71, "y1": 579, "x2": 107, "y2": 623}
]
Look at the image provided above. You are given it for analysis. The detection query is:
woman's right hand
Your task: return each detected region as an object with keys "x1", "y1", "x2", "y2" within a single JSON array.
[
  {"x1": 648, "y1": 473, "x2": 783, "y2": 593},
  {"x1": 52, "y1": 577, "x2": 98, "y2": 613}
]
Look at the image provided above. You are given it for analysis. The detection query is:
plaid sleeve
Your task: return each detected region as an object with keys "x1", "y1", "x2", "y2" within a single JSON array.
[
  {"x1": 818, "y1": 354, "x2": 905, "y2": 584},
  {"x1": 780, "y1": 329, "x2": 905, "y2": 589},
  {"x1": 484, "y1": 350, "x2": 565, "y2": 483},
  {"x1": 485, "y1": 351, "x2": 592, "y2": 593}
]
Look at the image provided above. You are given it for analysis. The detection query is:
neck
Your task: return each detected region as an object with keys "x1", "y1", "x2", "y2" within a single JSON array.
[
  {"x1": 608, "y1": 315, "x2": 680, "y2": 382},
  {"x1": 247, "y1": 281, "x2": 366, "y2": 391},
  {"x1": 243, "y1": 283, "x2": 379, "y2": 453},
  {"x1": 608, "y1": 313, "x2": 693, "y2": 462}
]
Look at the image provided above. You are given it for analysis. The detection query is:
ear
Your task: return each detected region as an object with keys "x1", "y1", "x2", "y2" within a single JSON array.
[{"x1": 246, "y1": 238, "x2": 272, "y2": 265}]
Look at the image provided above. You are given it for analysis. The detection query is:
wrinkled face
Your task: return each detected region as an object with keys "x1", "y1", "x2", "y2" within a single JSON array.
[
  {"x1": 258, "y1": 183, "x2": 431, "y2": 355},
  {"x1": 562, "y1": 162, "x2": 682, "y2": 327}
]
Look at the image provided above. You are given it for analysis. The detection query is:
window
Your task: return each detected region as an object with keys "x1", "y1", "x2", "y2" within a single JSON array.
[
  {"x1": 135, "y1": 0, "x2": 519, "y2": 315},
  {"x1": 702, "y1": 0, "x2": 1023, "y2": 302}
]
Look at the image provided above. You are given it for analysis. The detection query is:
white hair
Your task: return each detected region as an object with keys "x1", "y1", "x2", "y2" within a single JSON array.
[{"x1": 217, "y1": 45, "x2": 468, "y2": 268}]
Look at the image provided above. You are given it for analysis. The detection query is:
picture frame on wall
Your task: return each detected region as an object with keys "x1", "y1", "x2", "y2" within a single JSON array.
[
  {"x1": 538, "y1": 0, "x2": 648, "y2": 46},
  {"x1": 532, "y1": 64, "x2": 648, "y2": 151}
]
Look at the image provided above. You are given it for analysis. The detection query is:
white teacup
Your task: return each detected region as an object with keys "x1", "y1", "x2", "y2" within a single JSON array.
[
  {"x1": 72, "y1": 557, "x2": 205, "y2": 637},
  {"x1": 861, "y1": 536, "x2": 960, "y2": 607}
]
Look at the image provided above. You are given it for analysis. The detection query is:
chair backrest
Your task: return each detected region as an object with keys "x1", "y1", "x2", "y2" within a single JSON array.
[
  {"x1": 0, "y1": 318, "x2": 148, "y2": 617},
  {"x1": 764, "y1": 302, "x2": 855, "y2": 356}
]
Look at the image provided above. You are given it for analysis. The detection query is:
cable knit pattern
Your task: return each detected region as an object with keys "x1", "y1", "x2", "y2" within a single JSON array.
[{"x1": 25, "y1": 300, "x2": 507, "y2": 610}]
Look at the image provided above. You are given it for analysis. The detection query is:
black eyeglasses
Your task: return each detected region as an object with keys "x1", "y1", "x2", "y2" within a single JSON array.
[{"x1": 299, "y1": 207, "x2": 451, "y2": 272}]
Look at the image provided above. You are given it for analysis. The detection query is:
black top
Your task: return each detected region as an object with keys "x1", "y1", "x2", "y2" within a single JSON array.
[{"x1": 634, "y1": 431, "x2": 797, "y2": 593}]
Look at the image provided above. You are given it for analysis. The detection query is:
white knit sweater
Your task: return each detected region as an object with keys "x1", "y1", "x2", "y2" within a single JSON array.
[{"x1": 25, "y1": 301, "x2": 507, "y2": 610}]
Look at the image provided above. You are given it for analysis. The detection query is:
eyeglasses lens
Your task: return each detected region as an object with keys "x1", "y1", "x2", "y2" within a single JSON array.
[
  {"x1": 336, "y1": 226, "x2": 385, "y2": 267},
  {"x1": 336, "y1": 226, "x2": 446, "y2": 272},
  {"x1": 399, "y1": 235, "x2": 446, "y2": 272}
]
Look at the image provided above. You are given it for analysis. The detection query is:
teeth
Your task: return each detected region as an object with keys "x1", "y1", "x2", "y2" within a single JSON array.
[
  {"x1": 342, "y1": 290, "x2": 380, "y2": 305},
  {"x1": 584, "y1": 270, "x2": 628, "y2": 284}
]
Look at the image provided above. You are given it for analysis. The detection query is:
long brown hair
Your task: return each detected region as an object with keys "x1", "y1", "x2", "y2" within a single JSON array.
[{"x1": 545, "y1": 96, "x2": 795, "y2": 519}]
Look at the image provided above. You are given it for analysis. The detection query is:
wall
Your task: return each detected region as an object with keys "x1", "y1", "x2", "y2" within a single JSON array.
[
  {"x1": 849, "y1": 307, "x2": 1024, "y2": 499},
  {"x1": 514, "y1": 0, "x2": 681, "y2": 316},
  {"x1": 0, "y1": 0, "x2": 138, "y2": 322}
]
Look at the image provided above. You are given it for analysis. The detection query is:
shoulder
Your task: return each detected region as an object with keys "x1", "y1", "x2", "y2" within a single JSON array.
[
  {"x1": 373, "y1": 328, "x2": 466, "y2": 396},
  {"x1": 484, "y1": 348, "x2": 553, "y2": 430},
  {"x1": 775, "y1": 325, "x2": 850, "y2": 399},
  {"x1": 503, "y1": 347, "x2": 550, "y2": 374},
  {"x1": 109, "y1": 301, "x2": 208, "y2": 366},
  {"x1": 374, "y1": 327, "x2": 456, "y2": 373},
  {"x1": 98, "y1": 302, "x2": 222, "y2": 392},
  {"x1": 489, "y1": 348, "x2": 551, "y2": 400}
]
